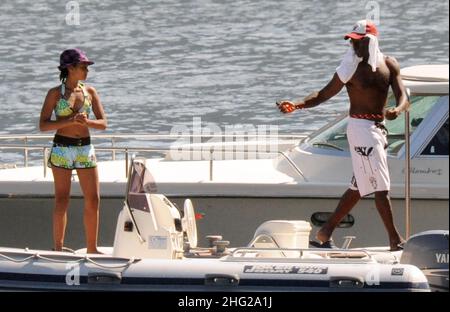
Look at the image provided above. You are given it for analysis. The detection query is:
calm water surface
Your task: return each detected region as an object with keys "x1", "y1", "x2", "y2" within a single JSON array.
[{"x1": 0, "y1": 0, "x2": 448, "y2": 162}]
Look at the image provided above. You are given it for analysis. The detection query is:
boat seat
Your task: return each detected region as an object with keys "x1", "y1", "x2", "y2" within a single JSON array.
[
  {"x1": 247, "y1": 234, "x2": 290, "y2": 258},
  {"x1": 248, "y1": 234, "x2": 279, "y2": 249},
  {"x1": 246, "y1": 234, "x2": 325, "y2": 259}
]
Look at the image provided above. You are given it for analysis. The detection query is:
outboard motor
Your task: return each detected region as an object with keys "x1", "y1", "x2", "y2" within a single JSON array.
[{"x1": 400, "y1": 230, "x2": 449, "y2": 291}]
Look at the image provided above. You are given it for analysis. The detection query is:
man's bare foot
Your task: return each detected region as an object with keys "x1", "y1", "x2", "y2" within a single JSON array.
[
  {"x1": 389, "y1": 238, "x2": 406, "y2": 251},
  {"x1": 316, "y1": 228, "x2": 332, "y2": 244}
]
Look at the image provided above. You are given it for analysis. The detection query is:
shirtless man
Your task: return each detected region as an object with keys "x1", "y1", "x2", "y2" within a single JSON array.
[{"x1": 277, "y1": 20, "x2": 409, "y2": 251}]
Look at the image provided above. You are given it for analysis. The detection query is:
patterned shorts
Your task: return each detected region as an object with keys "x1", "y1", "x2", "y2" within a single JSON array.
[{"x1": 48, "y1": 135, "x2": 97, "y2": 170}]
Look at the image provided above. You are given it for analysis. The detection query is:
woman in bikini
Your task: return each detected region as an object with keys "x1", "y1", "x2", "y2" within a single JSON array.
[{"x1": 39, "y1": 48, "x2": 107, "y2": 253}]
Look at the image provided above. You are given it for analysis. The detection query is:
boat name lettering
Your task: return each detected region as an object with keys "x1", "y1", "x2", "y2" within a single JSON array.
[
  {"x1": 404, "y1": 167, "x2": 443, "y2": 176},
  {"x1": 436, "y1": 253, "x2": 449, "y2": 264},
  {"x1": 243, "y1": 265, "x2": 327, "y2": 274}
]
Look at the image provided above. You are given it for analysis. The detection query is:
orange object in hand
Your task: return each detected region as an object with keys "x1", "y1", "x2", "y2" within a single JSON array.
[{"x1": 276, "y1": 101, "x2": 295, "y2": 114}]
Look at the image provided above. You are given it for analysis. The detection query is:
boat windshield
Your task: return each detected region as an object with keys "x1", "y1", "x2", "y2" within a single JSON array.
[
  {"x1": 308, "y1": 95, "x2": 443, "y2": 155},
  {"x1": 128, "y1": 160, "x2": 158, "y2": 194}
]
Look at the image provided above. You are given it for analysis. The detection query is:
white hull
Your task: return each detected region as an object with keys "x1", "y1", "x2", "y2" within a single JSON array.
[
  {"x1": 0, "y1": 150, "x2": 447, "y2": 292},
  {"x1": 0, "y1": 246, "x2": 430, "y2": 292}
]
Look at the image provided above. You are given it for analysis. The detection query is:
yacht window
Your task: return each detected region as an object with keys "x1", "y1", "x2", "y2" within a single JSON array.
[
  {"x1": 308, "y1": 117, "x2": 349, "y2": 151},
  {"x1": 421, "y1": 118, "x2": 449, "y2": 156},
  {"x1": 307, "y1": 95, "x2": 443, "y2": 155},
  {"x1": 384, "y1": 95, "x2": 441, "y2": 154}
]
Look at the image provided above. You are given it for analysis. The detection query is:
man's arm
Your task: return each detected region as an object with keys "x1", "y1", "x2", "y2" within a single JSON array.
[
  {"x1": 297, "y1": 73, "x2": 345, "y2": 108},
  {"x1": 385, "y1": 57, "x2": 410, "y2": 120},
  {"x1": 278, "y1": 73, "x2": 344, "y2": 113}
]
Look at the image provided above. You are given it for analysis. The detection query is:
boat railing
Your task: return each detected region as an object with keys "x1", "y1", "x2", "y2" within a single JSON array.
[
  {"x1": 229, "y1": 247, "x2": 374, "y2": 262},
  {"x1": 0, "y1": 249, "x2": 138, "y2": 269},
  {"x1": 0, "y1": 133, "x2": 308, "y2": 181}
]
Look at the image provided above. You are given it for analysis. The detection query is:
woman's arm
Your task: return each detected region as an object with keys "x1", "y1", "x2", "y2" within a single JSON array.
[{"x1": 84, "y1": 86, "x2": 107, "y2": 130}]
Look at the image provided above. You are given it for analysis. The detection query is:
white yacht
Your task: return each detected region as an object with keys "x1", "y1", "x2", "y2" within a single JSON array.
[{"x1": 0, "y1": 64, "x2": 448, "y2": 248}]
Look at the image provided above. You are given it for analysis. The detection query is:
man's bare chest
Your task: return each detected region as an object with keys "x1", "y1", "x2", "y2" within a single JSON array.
[{"x1": 350, "y1": 63, "x2": 390, "y2": 90}]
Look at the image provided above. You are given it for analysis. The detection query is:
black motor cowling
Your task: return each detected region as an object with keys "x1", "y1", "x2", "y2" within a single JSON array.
[{"x1": 400, "y1": 230, "x2": 449, "y2": 269}]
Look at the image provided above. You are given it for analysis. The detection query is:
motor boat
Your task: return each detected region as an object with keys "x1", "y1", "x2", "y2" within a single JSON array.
[
  {"x1": 0, "y1": 64, "x2": 448, "y2": 247},
  {"x1": 0, "y1": 159, "x2": 446, "y2": 292}
]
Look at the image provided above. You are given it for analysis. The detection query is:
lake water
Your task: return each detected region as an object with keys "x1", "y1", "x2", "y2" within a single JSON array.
[{"x1": 0, "y1": 0, "x2": 448, "y2": 162}]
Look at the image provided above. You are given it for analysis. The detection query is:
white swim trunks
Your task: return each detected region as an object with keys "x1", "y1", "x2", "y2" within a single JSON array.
[{"x1": 347, "y1": 117, "x2": 390, "y2": 196}]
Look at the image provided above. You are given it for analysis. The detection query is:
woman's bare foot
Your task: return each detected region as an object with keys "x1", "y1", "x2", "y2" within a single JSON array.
[
  {"x1": 86, "y1": 248, "x2": 104, "y2": 254},
  {"x1": 52, "y1": 246, "x2": 75, "y2": 253}
]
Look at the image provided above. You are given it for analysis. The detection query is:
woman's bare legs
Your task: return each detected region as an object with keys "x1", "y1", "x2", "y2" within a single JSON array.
[
  {"x1": 76, "y1": 167, "x2": 101, "y2": 253},
  {"x1": 51, "y1": 166, "x2": 72, "y2": 251}
]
